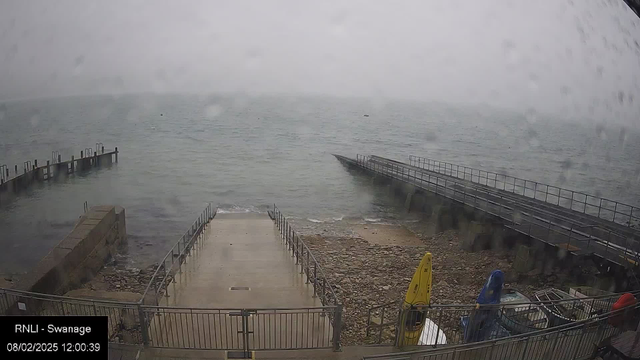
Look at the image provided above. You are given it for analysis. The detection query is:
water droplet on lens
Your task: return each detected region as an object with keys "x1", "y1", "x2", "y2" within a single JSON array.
[
  {"x1": 557, "y1": 173, "x2": 567, "y2": 186},
  {"x1": 424, "y1": 132, "x2": 437, "y2": 142},
  {"x1": 524, "y1": 108, "x2": 538, "y2": 124},
  {"x1": 245, "y1": 49, "x2": 262, "y2": 69},
  {"x1": 560, "y1": 159, "x2": 573, "y2": 170},
  {"x1": 619, "y1": 127, "x2": 627, "y2": 146},
  {"x1": 330, "y1": 11, "x2": 348, "y2": 36},
  {"x1": 502, "y1": 40, "x2": 518, "y2": 65},
  {"x1": 595, "y1": 124, "x2": 607, "y2": 141},
  {"x1": 526, "y1": 128, "x2": 539, "y2": 147},
  {"x1": 512, "y1": 211, "x2": 522, "y2": 223},
  {"x1": 204, "y1": 104, "x2": 223, "y2": 119},
  {"x1": 30, "y1": 114, "x2": 40, "y2": 127},
  {"x1": 73, "y1": 55, "x2": 85, "y2": 75}
]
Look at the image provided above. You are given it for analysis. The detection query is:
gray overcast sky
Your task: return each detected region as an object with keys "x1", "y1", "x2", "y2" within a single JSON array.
[{"x1": 1, "y1": 0, "x2": 639, "y2": 125}]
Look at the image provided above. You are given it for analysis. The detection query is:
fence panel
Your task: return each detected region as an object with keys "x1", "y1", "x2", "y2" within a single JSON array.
[
  {"x1": 0, "y1": 288, "x2": 143, "y2": 344},
  {"x1": 142, "y1": 306, "x2": 337, "y2": 350}
]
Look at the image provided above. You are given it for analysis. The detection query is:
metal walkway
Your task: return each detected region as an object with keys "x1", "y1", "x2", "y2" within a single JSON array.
[{"x1": 336, "y1": 154, "x2": 640, "y2": 270}]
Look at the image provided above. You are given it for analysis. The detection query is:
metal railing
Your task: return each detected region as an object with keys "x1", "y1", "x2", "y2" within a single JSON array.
[
  {"x1": 355, "y1": 155, "x2": 639, "y2": 267},
  {"x1": 409, "y1": 155, "x2": 640, "y2": 230},
  {"x1": 142, "y1": 306, "x2": 336, "y2": 351},
  {"x1": 366, "y1": 290, "x2": 640, "y2": 346},
  {"x1": 363, "y1": 302, "x2": 640, "y2": 360},
  {"x1": 141, "y1": 203, "x2": 216, "y2": 306},
  {"x1": 0, "y1": 204, "x2": 346, "y2": 352},
  {"x1": 272, "y1": 204, "x2": 343, "y2": 350},
  {"x1": 23, "y1": 160, "x2": 32, "y2": 174},
  {"x1": 52, "y1": 151, "x2": 60, "y2": 164},
  {"x1": 0, "y1": 287, "x2": 144, "y2": 344},
  {"x1": 0, "y1": 164, "x2": 7, "y2": 183},
  {"x1": 272, "y1": 205, "x2": 340, "y2": 308}
]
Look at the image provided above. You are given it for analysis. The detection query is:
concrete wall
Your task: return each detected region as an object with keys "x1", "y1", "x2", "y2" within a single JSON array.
[{"x1": 15, "y1": 205, "x2": 127, "y2": 295}]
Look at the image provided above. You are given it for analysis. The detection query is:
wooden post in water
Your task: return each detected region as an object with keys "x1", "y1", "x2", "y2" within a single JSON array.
[
  {"x1": 115, "y1": 147, "x2": 118, "y2": 162},
  {"x1": 101, "y1": 146, "x2": 104, "y2": 154},
  {"x1": 71, "y1": 156, "x2": 75, "y2": 173},
  {"x1": 14, "y1": 165, "x2": 17, "y2": 175},
  {"x1": 58, "y1": 154, "x2": 61, "y2": 163},
  {"x1": 94, "y1": 151, "x2": 97, "y2": 166},
  {"x1": 46, "y1": 160, "x2": 50, "y2": 180},
  {"x1": 80, "y1": 151, "x2": 83, "y2": 158}
]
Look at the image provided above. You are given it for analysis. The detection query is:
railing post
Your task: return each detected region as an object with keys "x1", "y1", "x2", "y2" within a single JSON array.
[
  {"x1": 332, "y1": 304, "x2": 343, "y2": 351},
  {"x1": 306, "y1": 251, "x2": 310, "y2": 283},
  {"x1": 519, "y1": 337, "x2": 530, "y2": 360},
  {"x1": 322, "y1": 278, "x2": 326, "y2": 304},
  {"x1": 138, "y1": 304, "x2": 150, "y2": 347},
  {"x1": 569, "y1": 191, "x2": 575, "y2": 210},
  {"x1": 313, "y1": 264, "x2": 318, "y2": 297},
  {"x1": 571, "y1": 323, "x2": 589, "y2": 359},
  {"x1": 296, "y1": 234, "x2": 300, "y2": 262}
]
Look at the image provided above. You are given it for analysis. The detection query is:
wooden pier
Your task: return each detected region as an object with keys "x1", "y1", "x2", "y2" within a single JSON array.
[{"x1": 0, "y1": 145, "x2": 118, "y2": 206}]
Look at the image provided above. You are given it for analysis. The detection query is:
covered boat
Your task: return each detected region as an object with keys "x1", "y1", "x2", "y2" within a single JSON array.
[
  {"x1": 533, "y1": 288, "x2": 594, "y2": 326},
  {"x1": 498, "y1": 289, "x2": 549, "y2": 334}
]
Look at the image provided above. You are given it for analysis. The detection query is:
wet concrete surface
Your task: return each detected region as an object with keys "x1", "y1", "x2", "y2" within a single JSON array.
[
  {"x1": 146, "y1": 213, "x2": 333, "y2": 350},
  {"x1": 163, "y1": 213, "x2": 321, "y2": 308}
]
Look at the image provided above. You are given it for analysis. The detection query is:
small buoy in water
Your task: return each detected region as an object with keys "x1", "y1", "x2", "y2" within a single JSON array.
[
  {"x1": 160, "y1": 113, "x2": 163, "y2": 116},
  {"x1": 364, "y1": 114, "x2": 369, "y2": 117}
]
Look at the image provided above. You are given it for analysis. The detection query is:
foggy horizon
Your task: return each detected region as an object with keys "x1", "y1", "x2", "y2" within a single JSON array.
[{"x1": 2, "y1": 0, "x2": 640, "y2": 126}]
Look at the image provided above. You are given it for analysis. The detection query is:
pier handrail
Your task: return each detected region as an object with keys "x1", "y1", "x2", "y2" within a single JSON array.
[
  {"x1": 272, "y1": 204, "x2": 341, "y2": 308},
  {"x1": 374, "y1": 155, "x2": 635, "y2": 243},
  {"x1": 409, "y1": 155, "x2": 640, "y2": 230},
  {"x1": 357, "y1": 155, "x2": 639, "y2": 265},
  {"x1": 272, "y1": 204, "x2": 343, "y2": 350},
  {"x1": 140, "y1": 203, "x2": 216, "y2": 305}
]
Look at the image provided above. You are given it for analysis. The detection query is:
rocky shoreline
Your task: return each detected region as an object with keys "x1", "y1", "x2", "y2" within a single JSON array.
[{"x1": 302, "y1": 224, "x2": 600, "y2": 346}]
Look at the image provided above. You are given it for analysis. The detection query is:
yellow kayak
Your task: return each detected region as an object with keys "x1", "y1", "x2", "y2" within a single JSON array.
[{"x1": 397, "y1": 252, "x2": 432, "y2": 347}]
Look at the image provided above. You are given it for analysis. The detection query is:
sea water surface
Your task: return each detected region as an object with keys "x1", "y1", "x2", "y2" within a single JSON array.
[{"x1": 0, "y1": 94, "x2": 638, "y2": 275}]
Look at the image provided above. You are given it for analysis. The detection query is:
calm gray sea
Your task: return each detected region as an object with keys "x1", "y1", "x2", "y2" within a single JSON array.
[{"x1": 0, "y1": 94, "x2": 638, "y2": 275}]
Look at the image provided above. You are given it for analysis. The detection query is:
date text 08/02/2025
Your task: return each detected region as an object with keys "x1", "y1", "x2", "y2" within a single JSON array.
[{"x1": 1, "y1": 316, "x2": 108, "y2": 359}]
